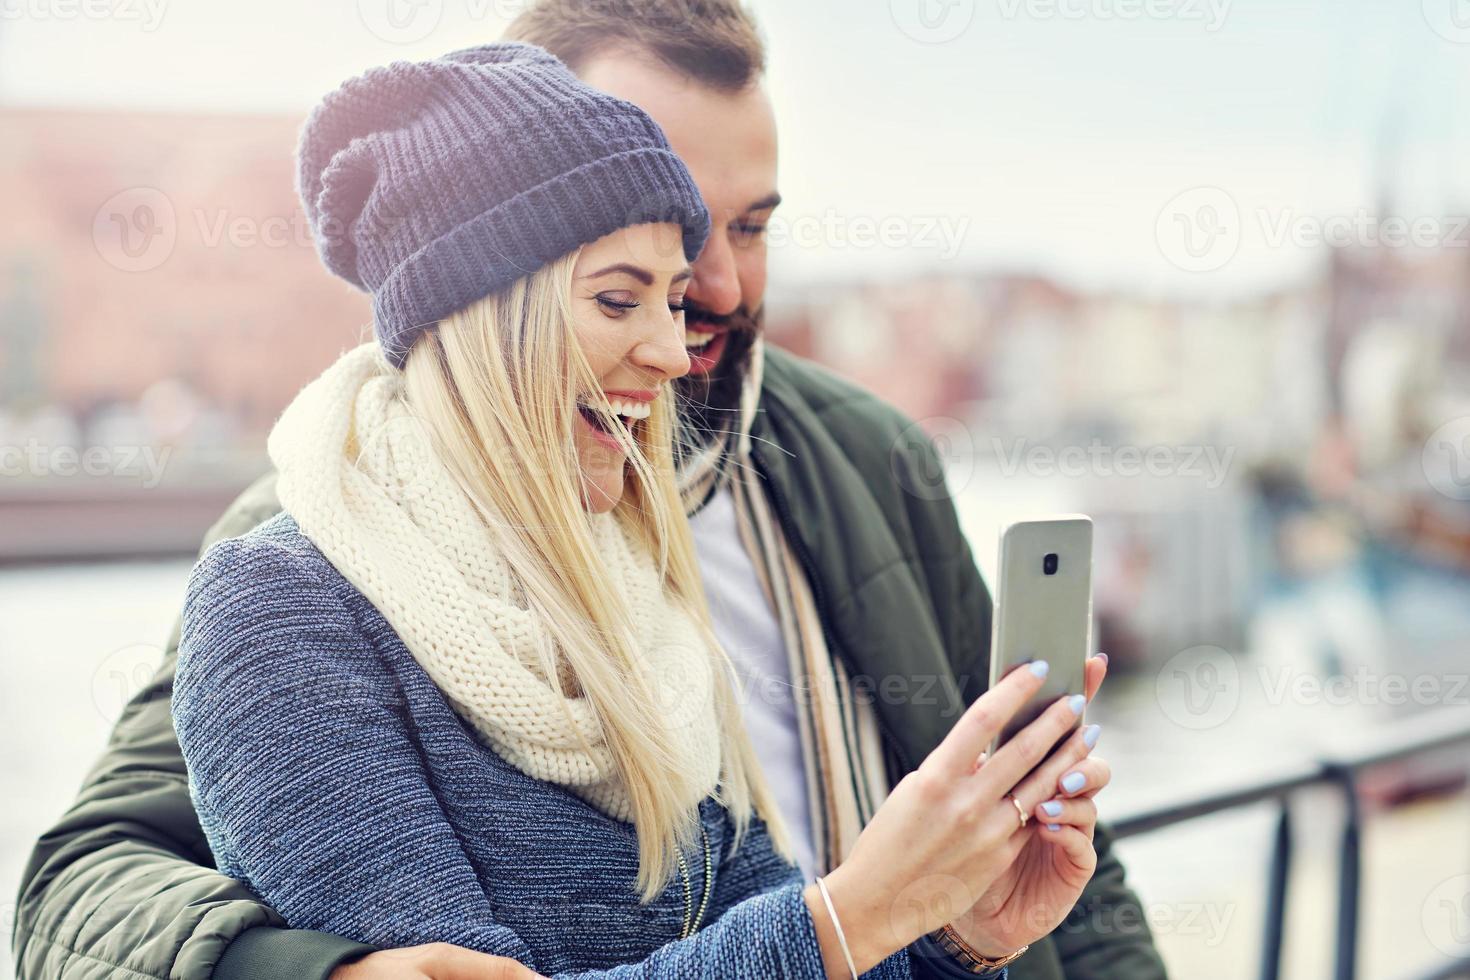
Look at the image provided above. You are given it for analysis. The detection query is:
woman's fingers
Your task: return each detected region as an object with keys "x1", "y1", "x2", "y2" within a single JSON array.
[
  {"x1": 1054, "y1": 756, "x2": 1111, "y2": 800},
  {"x1": 927, "y1": 659, "x2": 1053, "y2": 779},
  {"x1": 1007, "y1": 721, "x2": 1100, "y2": 811},
  {"x1": 976, "y1": 687, "x2": 1087, "y2": 794},
  {"x1": 1083, "y1": 652, "x2": 1108, "y2": 702},
  {"x1": 1037, "y1": 822, "x2": 1098, "y2": 866},
  {"x1": 1032, "y1": 796, "x2": 1097, "y2": 842}
]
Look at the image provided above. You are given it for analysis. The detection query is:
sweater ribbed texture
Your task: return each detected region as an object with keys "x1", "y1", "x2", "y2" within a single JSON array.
[{"x1": 172, "y1": 512, "x2": 915, "y2": 978}]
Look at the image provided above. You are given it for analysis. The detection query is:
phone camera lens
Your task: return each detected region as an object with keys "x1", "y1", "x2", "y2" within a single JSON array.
[{"x1": 1043, "y1": 553, "x2": 1059, "y2": 575}]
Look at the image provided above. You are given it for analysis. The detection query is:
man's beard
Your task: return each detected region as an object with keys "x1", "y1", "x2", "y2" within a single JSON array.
[{"x1": 673, "y1": 301, "x2": 762, "y2": 464}]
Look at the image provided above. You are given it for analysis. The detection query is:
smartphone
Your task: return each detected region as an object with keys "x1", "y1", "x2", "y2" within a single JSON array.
[{"x1": 986, "y1": 515, "x2": 1094, "y2": 759}]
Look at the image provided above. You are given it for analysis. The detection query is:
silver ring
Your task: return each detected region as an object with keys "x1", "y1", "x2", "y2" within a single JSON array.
[{"x1": 1006, "y1": 793, "x2": 1028, "y2": 829}]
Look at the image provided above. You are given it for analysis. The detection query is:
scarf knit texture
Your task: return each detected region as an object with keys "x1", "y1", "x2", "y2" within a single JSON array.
[{"x1": 266, "y1": 341, "x2": 722, "y2": 824}]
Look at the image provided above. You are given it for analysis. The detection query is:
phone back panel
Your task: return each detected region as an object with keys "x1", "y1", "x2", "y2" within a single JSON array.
[{"x1": 988, "y1": 516, "x2": 1093, "y2": 753}]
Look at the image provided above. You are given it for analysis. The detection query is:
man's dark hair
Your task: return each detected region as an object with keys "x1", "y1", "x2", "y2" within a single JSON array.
[{"x1": 505, "y1": 0, "x2": 766, "y2": 91}]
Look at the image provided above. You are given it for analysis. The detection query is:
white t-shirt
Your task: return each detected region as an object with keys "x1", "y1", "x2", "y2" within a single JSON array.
[{"x1": 688, "y1": 485, "x2": 819, "y2": 883}]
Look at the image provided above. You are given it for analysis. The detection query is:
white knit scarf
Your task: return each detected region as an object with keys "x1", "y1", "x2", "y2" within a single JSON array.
[{"x1": 266, "y1": 342, "x2": 723, "y2": 824}]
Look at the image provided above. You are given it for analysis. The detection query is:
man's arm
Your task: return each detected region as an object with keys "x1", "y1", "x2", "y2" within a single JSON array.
[{"x1": 12, "y1": 474, "x2": 377, "y2": 980}]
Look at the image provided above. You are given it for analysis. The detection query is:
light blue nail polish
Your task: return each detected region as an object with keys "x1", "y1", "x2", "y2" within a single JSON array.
[
  {"x1": 1029, "y1": 660, "x2": 1050, "y2": 679},
  {"x1": 1042, "y1": 800, "x2": 1062, "y2": 817},
  {"x1": 1083, "y1": 724, "x2": 1102, "y2": 748},
  {"x1": 1067, "y1": 694, "x2": 1085, "y2": 715},
  {"x1": 1046, "y1": 823, "x2": 1061, "y2": 831},
  {"x1": 1062, "y1": 771, "x2": 1086, "y2": 793}
]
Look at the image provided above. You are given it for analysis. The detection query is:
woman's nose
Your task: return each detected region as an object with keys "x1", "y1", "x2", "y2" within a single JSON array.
[{"x1": 633, "y1": 315, "x2": 692, "y2": 381}]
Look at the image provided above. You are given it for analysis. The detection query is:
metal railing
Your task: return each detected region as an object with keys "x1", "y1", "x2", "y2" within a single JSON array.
[{"x1": 1107, "y1": 709, "x2": 1470, "y2": 980}]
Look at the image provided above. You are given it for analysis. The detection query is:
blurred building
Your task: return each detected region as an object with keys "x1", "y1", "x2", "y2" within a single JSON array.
[{"x1": 0, "y1": 107, "x2": 369, "y2": 453}]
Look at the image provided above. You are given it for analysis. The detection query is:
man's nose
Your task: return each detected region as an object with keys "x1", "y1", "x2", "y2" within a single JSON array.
[{"x1": 688, "y1": 228, "x2": 741, "y2": 317}]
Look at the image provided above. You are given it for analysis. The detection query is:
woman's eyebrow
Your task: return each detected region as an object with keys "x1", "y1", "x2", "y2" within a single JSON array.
[
  {"x1": 583, "y1": 263, "x2": 653, "y2": 285},
  {"x1": 582, "y1": 263, "x2": 694, "y2": 285}
]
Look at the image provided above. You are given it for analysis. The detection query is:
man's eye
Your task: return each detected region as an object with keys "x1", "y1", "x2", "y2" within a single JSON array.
[
  {"x1": 669, "y1": 300, "x2": 689, "y2": 314},
  {"x1": 732, "y1": 222, "x2": 768, "y2": 241}
]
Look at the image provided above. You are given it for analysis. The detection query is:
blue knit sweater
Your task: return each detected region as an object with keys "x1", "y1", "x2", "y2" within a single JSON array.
[{"x1": 173, "y1": 512, "x2": 1002, "y2": 979}]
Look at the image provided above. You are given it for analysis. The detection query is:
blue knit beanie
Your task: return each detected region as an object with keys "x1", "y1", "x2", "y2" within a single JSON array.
[{"x1": 296, "y1": 42, "x2": 712, "y2": 368}]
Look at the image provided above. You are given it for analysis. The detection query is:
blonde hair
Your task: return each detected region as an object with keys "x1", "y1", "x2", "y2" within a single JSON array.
[{"x1": 399, "y1": 248, "x2": 793, "y2": 901}]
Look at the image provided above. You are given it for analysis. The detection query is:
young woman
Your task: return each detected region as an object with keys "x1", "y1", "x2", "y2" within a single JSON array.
[{"x1": 172, "y1": 43, "x2": 1109, "y2": 980}]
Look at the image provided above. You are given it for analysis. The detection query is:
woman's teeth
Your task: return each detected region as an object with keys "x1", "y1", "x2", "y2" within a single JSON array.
[
  {"x1": 578, "y1": 396, "x2": 652, "y2": 421},
  {"x1": 685, "y1": 329, "x2": 715, "y2": 350}
]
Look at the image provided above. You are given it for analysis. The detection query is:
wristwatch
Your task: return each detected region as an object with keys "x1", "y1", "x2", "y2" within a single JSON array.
[{"x1": 927, "y1": 923, "x2": 1030, "y2": 973}]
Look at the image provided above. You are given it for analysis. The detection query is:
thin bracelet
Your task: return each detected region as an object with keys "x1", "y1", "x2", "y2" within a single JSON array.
[{"x1": 813, "y1": 875, "x2": 859, "y2": 980}]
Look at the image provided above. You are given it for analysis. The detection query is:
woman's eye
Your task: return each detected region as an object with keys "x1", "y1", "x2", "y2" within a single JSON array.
[{"x1": 596, "y1": 294, "x2": 639, "y2": 316}]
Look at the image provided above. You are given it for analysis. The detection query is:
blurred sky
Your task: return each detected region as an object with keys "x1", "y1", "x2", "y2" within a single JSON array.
[{"x1": 4, "y1": 0, "x2": 1470, "y2": 294}]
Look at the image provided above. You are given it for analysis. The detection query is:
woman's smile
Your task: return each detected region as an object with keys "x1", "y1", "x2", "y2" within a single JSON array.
[{"x1": 575, "y1": 387, "x2": 660, "y2": 453}]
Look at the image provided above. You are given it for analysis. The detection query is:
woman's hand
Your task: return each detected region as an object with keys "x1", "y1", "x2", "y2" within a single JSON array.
[
  {"x1": 947, "y1": 652, "x2": 1111, "y2": 958},
  {"x1": 330, "y1": 943, "x2": 544, "y2": 980},
  {"x1": 804, "y1": 656, "x2": 1100, "y2": 975}
]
